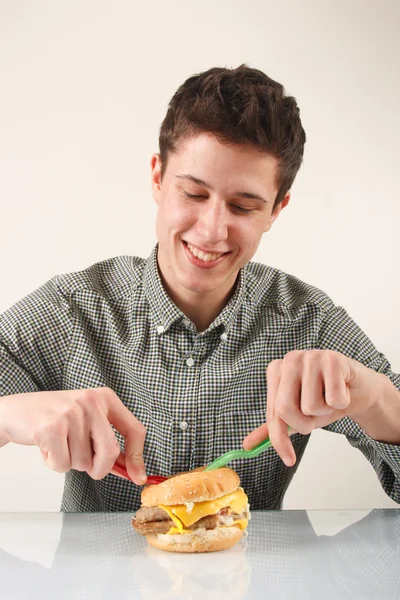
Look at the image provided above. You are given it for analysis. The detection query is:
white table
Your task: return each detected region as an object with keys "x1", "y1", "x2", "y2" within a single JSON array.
[{"x1": 0, "y1": 509, "x2": 399, "y2": 599}]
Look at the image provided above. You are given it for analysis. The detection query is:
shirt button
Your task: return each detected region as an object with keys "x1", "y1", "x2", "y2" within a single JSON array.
[
  {"x1": 179, "y1": 420, "x2": 189, "y2": 431},
  {"x1": 220, "y1": 332, "x2": 228, "y2": 342},
  {"x1": 157, "y1": 325, "x2": 165, "y2": 335},
  {"x1": 186, "y1": 357, "x2": 194, "y2": 367},
  {"x1": 182, "y1": 319, "x2": 191, "y2": 328}
]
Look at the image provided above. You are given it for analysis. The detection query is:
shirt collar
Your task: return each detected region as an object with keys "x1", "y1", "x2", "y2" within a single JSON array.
[
  {"x1": 143, "y1": 246, "x2": 184, "y2": 333},
  {"x1": 143, "y1": 245, "x2": 248, "y2": 335},
  {"x1": 206, "y1": 265, "x2": 247, "y2": 334}
]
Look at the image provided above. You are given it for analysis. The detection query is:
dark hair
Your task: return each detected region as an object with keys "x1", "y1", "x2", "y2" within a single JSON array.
[{"x1": 159, "y1": 65, "x2": 306, "y2": 209}]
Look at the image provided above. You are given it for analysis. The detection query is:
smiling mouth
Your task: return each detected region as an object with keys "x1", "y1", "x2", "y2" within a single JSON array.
[{"x1": 186, "y1": 242, "x2": 226, "y2": 262}]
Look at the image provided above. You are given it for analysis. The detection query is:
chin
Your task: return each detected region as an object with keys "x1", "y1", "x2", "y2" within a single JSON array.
[{"x1": 180, "y1": 278, "x2": 221, "y2": 295}]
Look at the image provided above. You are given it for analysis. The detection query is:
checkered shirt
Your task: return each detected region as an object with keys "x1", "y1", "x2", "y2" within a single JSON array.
[{"x1": 1, "y1": 246, "x2": 399, "y2": 511}]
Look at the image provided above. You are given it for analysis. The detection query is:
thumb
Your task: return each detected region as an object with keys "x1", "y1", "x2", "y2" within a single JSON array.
[
  {"x1": 124, "y1": 430, "x2": 147, "y2": 485},
  {"x1": 243, "y1": 423, "x2": 270, "y2": 451}
]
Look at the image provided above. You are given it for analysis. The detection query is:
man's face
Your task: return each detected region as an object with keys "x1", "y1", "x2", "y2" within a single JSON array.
[{"x1": 151, "y1": 133, "x2": 289, "y2": 301}]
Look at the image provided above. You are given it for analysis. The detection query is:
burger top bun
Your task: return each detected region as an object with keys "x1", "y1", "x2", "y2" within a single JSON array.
[{"x1": 141, "y1": 467, "x2": 240, "y2": 507}]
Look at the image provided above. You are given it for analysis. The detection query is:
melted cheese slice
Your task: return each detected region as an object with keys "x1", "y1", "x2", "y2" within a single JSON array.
[
  {"x1": 225, "y1": 518, "x2": 248, "y2": 531},
  {"x1": 159, "y1": 488, "x2": 248, "y2": 534},
  {"x1": 166, "y1": 518, "x2": 248, "y2": 536}
]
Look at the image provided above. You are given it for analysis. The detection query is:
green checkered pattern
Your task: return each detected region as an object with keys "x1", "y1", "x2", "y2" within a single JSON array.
[{"x1": 1, "y1": 246, "x2": 399, "y2": 511}]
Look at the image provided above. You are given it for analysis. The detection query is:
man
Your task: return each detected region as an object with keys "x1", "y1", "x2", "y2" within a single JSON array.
[{"x1": 0, "y1": 65, "x2": 399, "y2": 511}]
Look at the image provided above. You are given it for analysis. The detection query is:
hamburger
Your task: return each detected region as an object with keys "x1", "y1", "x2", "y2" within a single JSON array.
[{"x1": 132, "y1": 467, "x2": 250, "y2": 553}]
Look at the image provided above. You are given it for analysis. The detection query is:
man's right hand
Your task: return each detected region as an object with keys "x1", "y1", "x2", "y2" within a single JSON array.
[{"x1": 0, "y1": 387, "x2": 147, "y2": 485}]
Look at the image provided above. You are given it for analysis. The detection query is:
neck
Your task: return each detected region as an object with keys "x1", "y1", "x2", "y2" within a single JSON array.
[
  {"x1": 174, "y1": 291, "x2": 233, "y2": 332},
  {"x1": 160, "y1": 277, "x2": 237, "y2": 332}
]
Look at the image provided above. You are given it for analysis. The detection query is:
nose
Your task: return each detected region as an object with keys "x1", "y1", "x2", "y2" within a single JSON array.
[{"x1": 196, "y1": 199, "x2": 228, "y2": 245}]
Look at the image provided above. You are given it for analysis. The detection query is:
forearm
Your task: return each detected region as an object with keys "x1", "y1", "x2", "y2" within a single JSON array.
[
  {"x1": 351, "y1": 372, "x2": 400, "y2": 445},
  {"x1": 0, "y1": 395, "x2": 10, "y2": 446},
  {"x1": 0, "y1": 392, "x2": 36, "y2": 446},
  {"x1": 0, "y1": 394, "x2": 15, "y2": 447}
]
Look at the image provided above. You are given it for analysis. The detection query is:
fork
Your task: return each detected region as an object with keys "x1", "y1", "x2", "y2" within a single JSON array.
[{"x1": 204, "y1": 437, "x2": 273, "y2": 471}]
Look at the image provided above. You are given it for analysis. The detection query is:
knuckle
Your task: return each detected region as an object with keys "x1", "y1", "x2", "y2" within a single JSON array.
[
  {"x1": 334, "y1": 396, "x2": 350, "y2": 410},
  {"x1": 76, "y1": 389, "x2": 98, "y2": 411},
  {"x1": 46, "y1": 458, "x2": 70, "y2": 473},
  {"x1": 267, "y1": 359, "x2": 283, "y2": 374},
  {"x1": 283, "y1": 350, "x2": 303, "y2": 367},
  {"x1": 103, "y1": 443, "x2": 120, "y2": 462},
  {"x1": 266, "y1": 402, "x2": 274, "y2": 420},
  {"x1": 321, "y1": 350, "x2": 335, "y2": 367},
  {"x1": 276, "y1": 393, "x2": 293, "y2": 412},
  {"x1": 56, "y1": 464, "x2": 70, "y2": 474},
  {"x1": 305, "y1": 350, "x2": 321, "y2": 364},
  {"x1": 110, "y1": 445, "x2": 121, "y2": 460},
  {"x1": 42, "y1": 419, "x2": 68, "y2": 439},
  {"x1": 87, "y1": 470, "x2": 105, "y2": 481},
  {"x1": 325, "y1": 389, "x2": 341, "y2": 407},
  {"x1": 137, "y1": 422, "x2": 146, "y2": 437},
  {"x1": 297, "y1": 421, "x2": 314, "y2": 435},
  {"x1": 128, "y1": 450, "x2": 144, "y2": 461},
  {"x1": 276, "y1": 403, "x2": 290, "y2": 420},
  {"x1": 73, "y1": 459, "x2": 93, "y2": 472},
  {"x1": 87, "y1": 458, "x2": 115, "y2": 480},
  {"x1": 101, "y1": 386, "x2": 117, "y2": 402},
  {"x1": 301, "y1": 403, "x2": 314, "y2": 417},
  {"x1": 301, "y1": 394, "x2": 324, "y2": 417}
]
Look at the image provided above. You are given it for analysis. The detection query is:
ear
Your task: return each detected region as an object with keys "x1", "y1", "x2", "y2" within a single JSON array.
[
  {"x1": 264, "y1": 192, "x2": 290, "y2": 232},
  {"x1": 151, "y1": 153, "x2": 162, "y2": 205}
]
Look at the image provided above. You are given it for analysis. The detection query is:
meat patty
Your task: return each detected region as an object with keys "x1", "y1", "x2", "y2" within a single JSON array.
[
  {"x1": 135, "y1": 506, "x2": 171, "y2": 523},
  {"x1": 132, "y1": 505, "x2": 243, "y2": 537},
  {"x1": 188, "y1": 514, "x2": 219, "y2": 530},
  {"x1": 132, "y1": 518, "x2": 174, "y2": 535}
]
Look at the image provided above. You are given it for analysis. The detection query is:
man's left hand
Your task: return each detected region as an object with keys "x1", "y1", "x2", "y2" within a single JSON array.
[{"x1": 242, "y1": 349, "x2": 387, "y2": 466}]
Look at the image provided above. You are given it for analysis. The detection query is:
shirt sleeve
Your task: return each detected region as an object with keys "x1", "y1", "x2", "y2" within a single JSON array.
[
  {"x1": 317, "y1": 305, "x2": 400, "y2": 504},
  {"x1": 0, "y1": 277, "x2": 72, "y2": 396}
]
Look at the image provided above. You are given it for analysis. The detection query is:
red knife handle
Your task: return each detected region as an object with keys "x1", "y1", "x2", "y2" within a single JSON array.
[{"x1": 112, "y1": 461, "x2": 167, "y2": 485}]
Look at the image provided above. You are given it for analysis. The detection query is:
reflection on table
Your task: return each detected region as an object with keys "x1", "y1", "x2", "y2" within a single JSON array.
[{"x1": 0, "y1": 509, "x2": 399, "y2": 599}]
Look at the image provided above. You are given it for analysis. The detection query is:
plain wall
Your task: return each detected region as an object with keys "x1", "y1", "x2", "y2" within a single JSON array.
[{"x1": 0, "y1": 0, "x2": 399, "y2": 511}]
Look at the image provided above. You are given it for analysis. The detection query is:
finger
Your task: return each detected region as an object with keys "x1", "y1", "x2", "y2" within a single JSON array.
[
  {"x1": 301, "y1": 357, "x2": 335, "y2": 417},
  {"x1": 275, "y1": 362, "x2": 317, "y2": 436},
  {"x1": 323, "y1": 356, "x2": 351, "y2": 410},
  {"x1": 266, "y1": 359, "x2": 296, "y2": 467},
  {"x1": 242, "y1": 423, "x2": 270, "y2": 451},
  {"x1": 122, "y1": 427, "x2": 147, "y2": 485},
  {"x1": 268, "y1": 417, "x2": 296, "y2": 467},
  {"x1": 266, "y1": 359, "x2": 283, "y2": 423},
  {"x1": 104, "y1": 391, "x2": 147, "y2": 485},
  {"x1": 311, "y1": 409, "x2": 344, "y2": 430},
  {"x1": 67, "y1": 417, "x2": 93, "y2": 473},
  {"x1": 110, "y1": 452, "x2": 132, "y2": 480},
  {"x1": 87, "y1": 409, "x2": 121, "y2": 480},
  {"x1": 39, "y1": 430, "x2": 71, "y2": 473}
]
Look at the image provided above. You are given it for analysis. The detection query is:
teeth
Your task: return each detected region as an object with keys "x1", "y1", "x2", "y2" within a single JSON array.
[{"x1": 187, "y1": 244, "x2": 222, "y2": 262}]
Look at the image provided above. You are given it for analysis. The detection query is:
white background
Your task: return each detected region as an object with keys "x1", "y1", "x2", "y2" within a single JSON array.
[{"x1": 0, "y1": 0, "x2": 398, "y2": 511}]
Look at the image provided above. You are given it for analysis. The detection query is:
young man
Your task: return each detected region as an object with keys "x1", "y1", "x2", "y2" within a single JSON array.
[{"x1": 0, "y1": 65, "x2": 399, "y2": 511}]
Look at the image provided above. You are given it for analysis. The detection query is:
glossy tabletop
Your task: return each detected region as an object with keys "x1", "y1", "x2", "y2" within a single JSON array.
[{"x1": 0, "y1": 509, "x2": 399, "y2": 599}]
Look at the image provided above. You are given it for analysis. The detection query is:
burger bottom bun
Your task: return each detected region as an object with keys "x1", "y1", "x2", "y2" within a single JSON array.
[{"x1": 146, "y1": 525, "x2": 244, "y2": 553}]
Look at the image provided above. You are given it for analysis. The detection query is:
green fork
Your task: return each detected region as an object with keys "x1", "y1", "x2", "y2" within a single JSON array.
[{"x1": 204, "y1": 437, "x2": 273, "y2": 471}]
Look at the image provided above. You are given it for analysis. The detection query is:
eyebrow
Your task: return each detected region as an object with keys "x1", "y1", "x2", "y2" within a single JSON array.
[{"x1": 176, "y1": 174, "x2": 267, "y2": 203}]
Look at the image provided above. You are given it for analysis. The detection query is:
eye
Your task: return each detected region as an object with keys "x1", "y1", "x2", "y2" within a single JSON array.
[
  {"x1": 231, "y1": 205, "x2": 255, "y2": 214},
  {"x1": 183, "y1": 191, "x2": 207, "y2": 200}
]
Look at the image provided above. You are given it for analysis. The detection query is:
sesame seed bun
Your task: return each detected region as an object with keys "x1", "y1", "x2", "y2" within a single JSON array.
[{"x1": 141, "y1": 467, "x2": 240, "y2": 507}]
